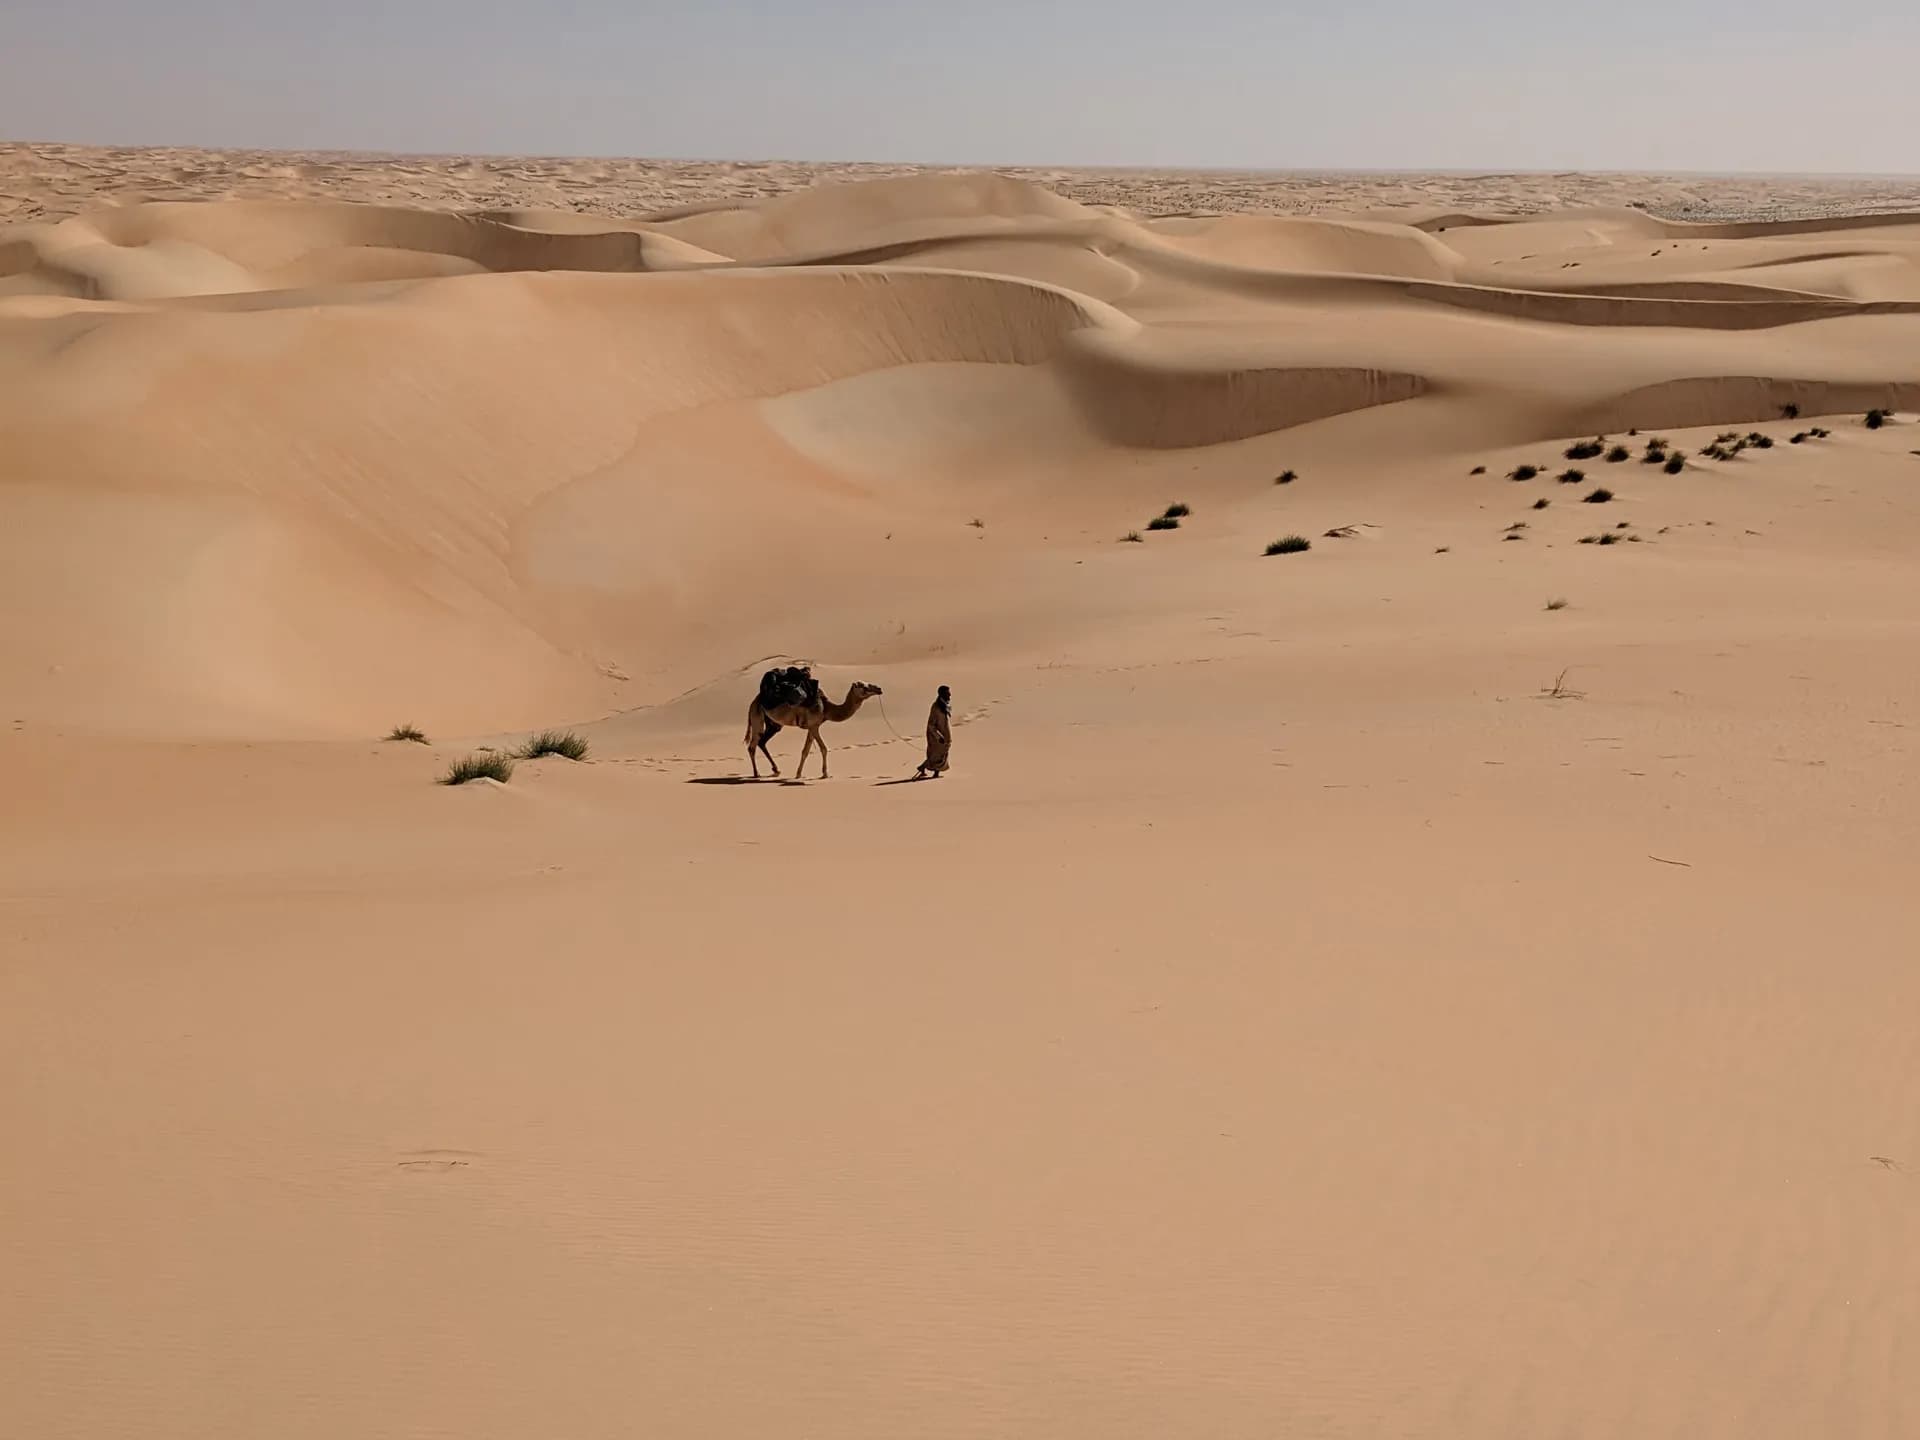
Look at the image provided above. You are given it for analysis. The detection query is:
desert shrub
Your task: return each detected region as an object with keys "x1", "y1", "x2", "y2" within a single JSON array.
[
  {"x1": 519, "y1": 729, "x2": 589, "y2": 761},
  {"x1": 1509, "y1": 464, "x2": 1540, "y2": 481},
  {"x1": 1866, "y1": 409, "x2": 1890, "y2": 429},
  {"x1": 1120, "y1": 531, "x2": 1144, "y2": 542},
  {"x1": 1264, "y1": 535, "x2": 1311, "y2": 555},
  {"x1": 1781, "y1": 402, "x2": 1800, "y2": 419},
  {"x1": 1162, "y1": 502, "x2": 1191, "y2": 518},
  {"x1": 1664, "y1": 453, "x2": 1686, "y2": 474},
  {"x1": 386, "y1": 724, "x2": 427, "y2": 744},
  {"x1": 1606, "y1": 445, "x2": 1631, "y2": 463},
  {"x1": 1546, "y1": 597, "x2": 1569, "y2": 610},
  {"x1": 1147, "y1": 515, "x2": 1179, "y2": 531},
  {"x1": 1565, "y1": 438, "x2": 1605, "y2": 460},
  {"x1": 441, "y1": 752, "x2": 514, "y2": 785},
  {"x1": 1277, "y1": 470, "x2": 1299, "y2": 484},
  {"x1": 1532, "y1": 497, "x2": 1550, "y2": 510},
  {"x1": 1468, "y1": 466, "x2": 1485, "y2": 476},
  {"x1": 1558, "y1": 468, "x2": 1586, "y2": 484},
  {"x1": 1583, "y1": 487, "x2": 1615, "y2": 504}
]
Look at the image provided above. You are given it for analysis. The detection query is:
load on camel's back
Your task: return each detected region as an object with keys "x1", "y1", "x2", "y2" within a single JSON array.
[{"x1": 757, "y1": 665, "x2": 820, "y2": 713}]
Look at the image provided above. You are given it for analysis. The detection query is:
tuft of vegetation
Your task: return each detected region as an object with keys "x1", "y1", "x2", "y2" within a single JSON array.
[
  {"x1": 969, "y1": 517, "x2": 984, "y2": 528},
  {"x1": 1789, "y1": 431, "x2": 1808, "y2": 444},
  {"x1": 1558, "y1": 468, "x2": 1586, "y2": 484},
  {"x1": 1606, "y1": 444, "x2": 1631, "y2": 463},
  {"x1": 1546, "y1": 597, "x2": 1569, "y2": 610},
  {"x1": 1468, "y1": 466, "x2": 1485, "y2": 476},
  {"x1": 1276, "y1": 470, "x2": 1299, "y2": 484},
  {"x1": 1745, "y1": 432, "x2": 1774, "y2": 449},
  {"x1": 1565, "y1": 438, "x2": 1606, "y2": 460},
  {"x1": 1504, "y1": 522, "x2": 1529, "y2": 533},
  {"x1": 1264, "y1": 535, "x2": 1312, "y2": 556},
  {"x1": 441, "y1": 752, "x2": 515, "y2": 786},
  {"x1": 1701, "y1": 444, "x2": 1729, "y2": 461},
  {"x1": 1532, "y1": 497, "x2": 1551, "y2": 510},
  {"x1": 1810, "y1": 426, "x2": 1831, "y2": 438},
  {"x1": 1715, "y1": 431, "x2": 1741, "y2": 444},
  {"x1": 1509, "y1": 463, "x2": 1540, "y2": 481},
  {"x1": 519, "y1": 729, "x2": 589, "y2": 762},
  {"x1": 1663, "y1": 452, "x2": 1687, "y2": 474},
  {"x1": 1146, "y1": 515, "x2": 1180, "y2": 532},
  {"x1": 1434, "y1": 545, "x2": 1451, "y2": 553},
  {"x1": 1781, "y1": 402, "x2": 1800, "y2": 419},
  {"x1": 1162, "y1": 502, "x2": 1191, "y2": 519},
  {"x1": 1865, "y1": 408, "x2": 1890, "y2": 429},
  {"x1": 1583, "y1": 486, "x2": 1615, "y2": 504},
  {"x1": 1120, "y1": 530, "x2": 1144, "y2": 543},
  {"x1": 386, "y1": 724, "x2": 428, "y2": 744}
]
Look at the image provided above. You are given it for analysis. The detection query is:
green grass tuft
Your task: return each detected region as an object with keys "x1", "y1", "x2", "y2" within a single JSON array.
[
  {"x1": 386, "y1": 723, "x2": 428, "y2": 744},
  {"x1": 441, "y1": 752, "x2": 515, "y2": 786},
  {"x1": 519, "y1": 729, "x2": 589, "y2": 761}
]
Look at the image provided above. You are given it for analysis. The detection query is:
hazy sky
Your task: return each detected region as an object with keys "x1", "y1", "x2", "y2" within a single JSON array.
[{"x1": 5, "y1": 0, "x2": 1917, "y2": 172}]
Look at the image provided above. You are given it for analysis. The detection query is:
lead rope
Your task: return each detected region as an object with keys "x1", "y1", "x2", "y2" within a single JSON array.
[{"x1": 874, "y1": 694, "x2": 916, "y2": 745}]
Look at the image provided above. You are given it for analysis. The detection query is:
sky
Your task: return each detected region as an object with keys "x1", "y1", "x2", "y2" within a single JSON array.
[{"x1": 4, "y1": 0, "x2": 1918, "y2": 173}]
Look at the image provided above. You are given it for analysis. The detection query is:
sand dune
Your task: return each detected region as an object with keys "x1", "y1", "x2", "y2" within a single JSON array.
[{"x1": 5, "y1": 161, "x2": 1920, "y2": 1440}]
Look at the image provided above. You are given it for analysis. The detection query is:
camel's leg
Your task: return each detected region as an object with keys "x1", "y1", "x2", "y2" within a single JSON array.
[
  {"x1": 794, "y1": 727, "x2": 815, "y2": 779},
  {"x1": 759, "y1": 738, "x2": 780, "y2": 777},
  {"x1": 815, "y1": 728, "x2": 830, "y2": 778}
]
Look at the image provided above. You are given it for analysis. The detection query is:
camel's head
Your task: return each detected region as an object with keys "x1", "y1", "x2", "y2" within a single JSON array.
[{"x1": 850, "y1": 681, "x2": 883, "y2": 701}]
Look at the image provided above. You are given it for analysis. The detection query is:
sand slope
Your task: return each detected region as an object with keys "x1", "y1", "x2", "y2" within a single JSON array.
[{"x1": 5, "y1": 166, "x2": 1920, "y2": 1440}]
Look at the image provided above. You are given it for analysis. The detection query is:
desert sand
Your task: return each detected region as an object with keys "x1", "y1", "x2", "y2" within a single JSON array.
[{"x1": 4, "y1": 148, "x2": 1920, "y2": 1439}]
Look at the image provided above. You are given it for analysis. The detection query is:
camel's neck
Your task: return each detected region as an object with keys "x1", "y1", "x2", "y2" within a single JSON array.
[{"x1": 824, "y1": 689, "x2": 869, "y2": 722}]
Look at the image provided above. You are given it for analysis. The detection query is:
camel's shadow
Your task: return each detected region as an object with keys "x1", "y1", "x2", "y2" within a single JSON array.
[{"x1": 685, "y1": 776, "x2": 806, "y2": 788}]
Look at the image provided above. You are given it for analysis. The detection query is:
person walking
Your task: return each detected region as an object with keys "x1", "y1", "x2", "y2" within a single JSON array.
[{"x1": 915, "y1": 685, "x2": 952, "y2": 779}]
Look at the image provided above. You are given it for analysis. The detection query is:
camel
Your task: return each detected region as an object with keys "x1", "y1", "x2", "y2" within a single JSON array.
[{"x1": 746, "y1": 680, "x2": 883, "y2": 779}]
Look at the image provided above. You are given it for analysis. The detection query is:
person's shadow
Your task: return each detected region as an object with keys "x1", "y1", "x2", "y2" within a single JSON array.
[{"x1": 873, "y1": 775, "x2": 935, "y2": 786}]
